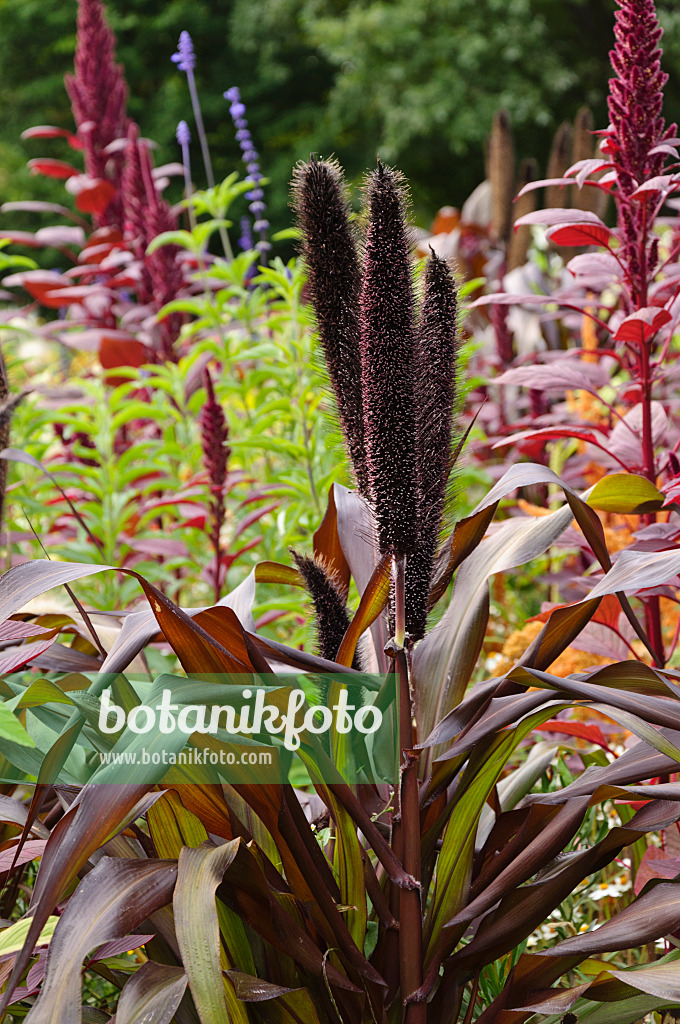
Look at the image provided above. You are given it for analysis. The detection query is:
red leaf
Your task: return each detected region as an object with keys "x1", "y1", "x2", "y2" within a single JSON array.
[
  {"x1": 21, "y1": 126, "x2": 83, "y2": 150},
  {"x1": 614, "y1": 307, "x2": 672, "y2": 345},
  {"x1": 99, "y1": 336, "x2": 153, "y2": 371},
  {"x1": 0, "y1": 840, "x2": 47, "y2": 873},
  {"x1": 494, "y1": 426, "x2": 609, "y2": 450},
  {"x1": 65, "y1": 176, "x2": 116, "y2": 215},
  {"x1": 533, "y1": 719, "x2": 612, "y2": 752},
  {"x1": 547, "y1": 223, "x2": 612, "y2": 247},
  {"x1": 565, "y1": 158, "x2": 613, "y2": 187},
  {"x1": 42, "y1": 284, "x2": 114, "y2": 308},
  {"x1": 515, "y1": 178, "x2": 572, "y2": 199},
  {"x1": 2, "y1": 271, "x2": 72, "y2": 307},
  {"x1": 631, "y1": 175, "x2": 680, "y2": 198},
  {"x1": 34, "y1": 227, "x2": 85, "y2": 249},
  {"x1": 27, "y1": 158, "x2": 79, "y2": 180},
  {"x1": 0, "y1": 231, "x2": 41, "y2": 249},
  {"x1": 567, "y1": 253, "x2": 620, "y2": 277}
]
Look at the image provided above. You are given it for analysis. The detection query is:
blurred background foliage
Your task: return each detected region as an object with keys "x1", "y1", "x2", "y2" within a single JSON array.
[{"x1": 0, "y1": 0, "x2": 679, "y2": 230}]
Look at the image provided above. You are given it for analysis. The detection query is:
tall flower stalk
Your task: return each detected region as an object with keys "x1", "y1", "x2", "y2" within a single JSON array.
[
  {"x1": 604, "y1": 0, "x2": 677, "y2": 660},
  {"x1": 65, "y1": 0, "x2": 128, "y2": 228},
  {"x1": 295, "y1": 157, "x2": 459, "y2": 1021},
  {"x1": 225, "y1": 86, "x2": 271, "y2": 259},
  {"x1": 171, "y1": 31, "x2": 233, "y2": 259}
]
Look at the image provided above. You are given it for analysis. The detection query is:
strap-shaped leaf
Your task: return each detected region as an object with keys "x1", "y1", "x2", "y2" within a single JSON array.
[
  {"x1": 174, "y1": 839, "x2": 245, "y2": 1024},
  {"x1": 23, "y1": 857, "x2": 177, "y2": 1023},
  {"x1": 115, "y1": 962, "x2": 188, "y2": 1024}
]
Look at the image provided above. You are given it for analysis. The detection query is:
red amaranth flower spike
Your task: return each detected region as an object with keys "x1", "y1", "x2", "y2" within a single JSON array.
[
  {"x1": 65, "y1": 0, "x2": 129, "y2": 229},
  {"x1": 200, "y1": 368, "x2": 231, "y2": 602},
  {"x1": 122, "y1": 123, "x2": 184, "y2": 358},
  {"x1": 606, "y1": 0, "x2": 677, "y2": 304}
]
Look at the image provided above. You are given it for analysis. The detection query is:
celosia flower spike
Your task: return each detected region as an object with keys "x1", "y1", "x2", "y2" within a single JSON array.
[
  {"x1": 406, "y1": 251, "x2": 459, "y2": 640},
  {"x1": 293, "y1": 157, "x2": 369, "y2": 497},
  {"x1": 360, "y1": 162, "x2": 419, "y2": 557}
]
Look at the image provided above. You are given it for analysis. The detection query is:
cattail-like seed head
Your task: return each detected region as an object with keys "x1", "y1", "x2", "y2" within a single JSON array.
[
  {"x1": 360, "y1": 162, "x2": 419, "y2": 556},
  {"x1": 406, "y1": 251, "x2": 458, "y2": 639},
  {"x1": 545, "y1": 121, "x2": 572, "y2": 213},
  {"x1": 293, "y1": 157, "x2": 368, "y2": 496},
  {"x1": 488, "y1": 110, "x2": 515, "y2": 243},
  {"x1": 507, "y1": 158, "x2": 537, "y2": 271},
  {"x1": 291, "y1": 551, "x2": 355, "y2": 666}
]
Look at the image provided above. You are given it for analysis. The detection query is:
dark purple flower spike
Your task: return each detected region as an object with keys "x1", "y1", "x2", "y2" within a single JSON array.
[
  {"x1": 406, "y1": 250, "x2": 459, "y2": 640},
  {"x1": 292, "y1": 157, "x2": 369, "y2": 497},
  {"x1": 360, "y1": 162, "x2": 420, "y2": 560}
]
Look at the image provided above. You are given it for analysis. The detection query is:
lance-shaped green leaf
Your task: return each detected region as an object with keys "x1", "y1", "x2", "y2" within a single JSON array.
[
  {"x1": 174, "y1": 839, "x2": 245, "y2": 1024},
  {"x1": 0, "y1": 701, "x2": 35, "y2": 747},
  {"x1": 586, "y1": 472, "x2": 665, "y2": 513},
  {"x1": 116, "y1": 962, "x2": 188, "y2": 1024},
  {"x1": 24, "y1": 857, "x2": 177, "y2": 1023}
]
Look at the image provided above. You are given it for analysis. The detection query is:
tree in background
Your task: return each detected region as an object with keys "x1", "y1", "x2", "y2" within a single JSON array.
[{"x1": 0, "y1": 0, "x2": 678, "y2": 231}]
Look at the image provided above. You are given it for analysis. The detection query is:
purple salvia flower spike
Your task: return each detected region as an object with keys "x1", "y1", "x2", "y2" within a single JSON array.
[
  {"x1": 176, "y1": 120, "x2": 191, "y2": 147},
  {"x1": 225, "y1": 86, "x2": 269, "y2": 261},
  {"x1": 171, "y1": 30, "x2": 196, "y2": 73}
]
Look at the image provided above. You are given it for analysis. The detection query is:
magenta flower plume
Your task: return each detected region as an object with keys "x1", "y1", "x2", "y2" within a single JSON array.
[
  {"x1": 292, "y1": 158, "x2": 368, "y2": 496},
  {"x1": 606, "y1": 0, "x2": 677, "y2": 303},
  {"x1": 122, "y1": 123, "x2": 184, "y2": 358},
  {"x1": 608, "y1": 0, "x2": 672, "y2": 188},
  {"x1": 201, "y1": 368, "x2": 231, "y2": 601},
  {"x1": 65, "y1": 0, "x2": 129, "y2": 228},
  {"x1": 360, "y1": 162, "x2": 419, "y2": 557}
]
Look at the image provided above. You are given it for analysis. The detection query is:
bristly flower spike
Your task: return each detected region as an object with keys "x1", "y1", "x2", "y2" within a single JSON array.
[
  {"x1": 200, "y1": 367, "x2": 231, "y2": 602},
  {"x1": 291, "y1": 552, "x2": 356, "y2": 665},
  {"x1": 360, "y1": 162, "x2": 419, "y2": 557},
  {"x1": 406, "y1": 250, "x2": 459, "y2": 640},
  {"x1": 292, "y1": 157, "x2": 368, "y2": 496}
]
